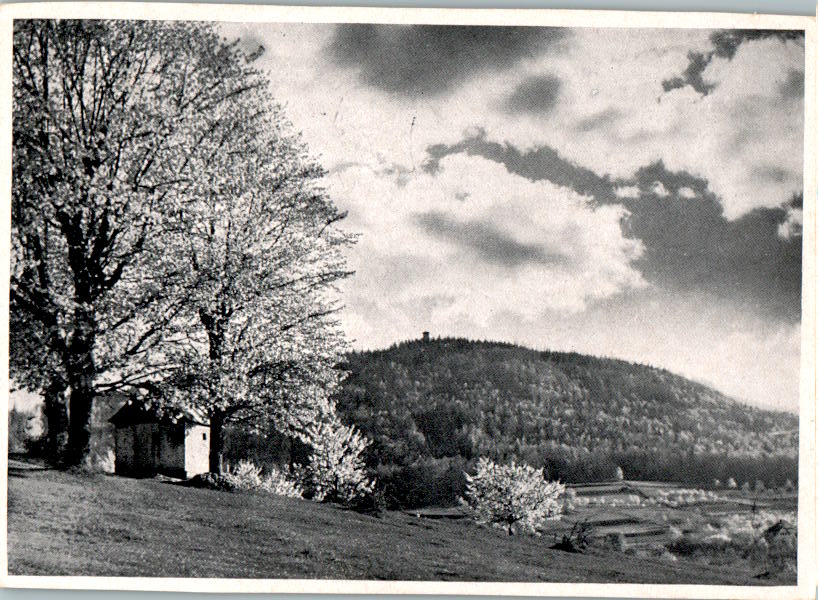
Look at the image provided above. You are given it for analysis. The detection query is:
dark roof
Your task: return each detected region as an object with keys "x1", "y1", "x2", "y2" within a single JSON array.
[{"x1": 109, "y1": 400, "x2": 209, "y2": 427}]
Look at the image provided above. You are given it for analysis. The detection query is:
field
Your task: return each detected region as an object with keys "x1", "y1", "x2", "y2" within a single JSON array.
[
  {"x1": 549, "y1": 481, "x2": 797, "y2": 580},
  {"x1": 7, "y1": 459, "x2": 793, "y2": 584}
]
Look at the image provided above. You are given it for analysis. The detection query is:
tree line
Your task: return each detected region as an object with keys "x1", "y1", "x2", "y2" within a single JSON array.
[{"x1": 11, "y1": 20, "x2": 354, "y2": 471}]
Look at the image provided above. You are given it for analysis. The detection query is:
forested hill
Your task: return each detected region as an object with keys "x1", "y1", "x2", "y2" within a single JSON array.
[{"x1": 334, "y1": 337, "x2": 798, "y2": 505}]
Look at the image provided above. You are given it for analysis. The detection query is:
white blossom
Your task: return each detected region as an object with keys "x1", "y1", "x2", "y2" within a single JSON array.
[
  {"x1": 461, "y1": 457, "x2": 565, "y2": 535},
  {"x1": 302, "y1": 415, "x2": 374, "y2": 504}
]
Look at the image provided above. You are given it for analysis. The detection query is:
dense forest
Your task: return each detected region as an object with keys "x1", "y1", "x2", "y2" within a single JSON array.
[{"x1": 333, "y1": 337, "x2": 798, "y2": 507}]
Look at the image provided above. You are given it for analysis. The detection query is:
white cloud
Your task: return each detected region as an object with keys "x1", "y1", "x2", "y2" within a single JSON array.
[
  {"x1": 678, "y1": 186, "x2": 697, "y2": 199},
  {"x1": 329, "y1": 153, "x2": 646, "y2": 336}
]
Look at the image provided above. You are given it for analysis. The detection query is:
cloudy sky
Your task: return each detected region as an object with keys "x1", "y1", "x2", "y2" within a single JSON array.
[{"x1": 221, "y1": 23, "x2": 804, "y2": 413}]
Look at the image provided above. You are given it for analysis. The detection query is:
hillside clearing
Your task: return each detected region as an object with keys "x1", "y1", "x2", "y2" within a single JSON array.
[{"x1": 7, "y1": 459, "x2": 774, "y2": 583}]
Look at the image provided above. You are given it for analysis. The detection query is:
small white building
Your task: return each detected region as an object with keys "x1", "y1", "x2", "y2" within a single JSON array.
[{"x1": 109, "y1": 400, "x2": 210, "y2": 479}]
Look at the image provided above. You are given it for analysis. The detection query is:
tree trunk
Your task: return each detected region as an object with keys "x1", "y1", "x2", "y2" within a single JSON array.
[
  {"x1": 202, "y1": 308, "x2": 226, "y2": 474},
  {"x1": 209, "y1": 409, "x2": 224, "y2": 473},
  {"x1": 65, "y1": 381, "x2": 94, "y2": 467},
  {"x1": 43, "y1": 377, "x2": 69, "y2": 464},
  {"x1": 63, "y1": 306, "x2": 97, "y2": 468}
]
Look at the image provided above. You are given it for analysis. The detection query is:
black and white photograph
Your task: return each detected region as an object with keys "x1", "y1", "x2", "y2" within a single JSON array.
[{"x1": 1, "y1": 3, "x2": 815, "y2": 597}]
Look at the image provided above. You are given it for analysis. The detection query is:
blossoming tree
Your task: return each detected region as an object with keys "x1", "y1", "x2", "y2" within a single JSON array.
[
  {"x1": 12, "y1": 19, "x2": 354, "y2": 467},
  {"x1": 462, "y1": 457, "x2": 565, "y2": 535}
]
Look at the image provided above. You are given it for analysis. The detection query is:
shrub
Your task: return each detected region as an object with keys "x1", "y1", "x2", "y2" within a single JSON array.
[
  {"x1": 260, "y1": 466, "x2": 303, "y2": 498},
  {"x1": 703, "y1": 532, "x2": 732, "y2": 547},
  {"x1": 346, "y1": 484, "x2": 389, "y2": 515},
  {"x1": 659, "y1": 548, "x2": 678, "y2": 562},
  {"x1": 303, "y1": 417, "x2": 374, "y2": 504},
  {"x1": 624, "y1": 493, "x2": 642, "y2": 506},
  {"x1": 225, "y1": 459, "x2": 303, "y2": 498},
  {"x1": 23, "y1": 435, "x2": 50, "y2": 459},
  {"x1": 563, "y1": 487, "x2": 578, "y2": 512},
  {"x1": 461, "y1": 457, "x2": 565, "y2": 535},
  {"x1": 228, "y1": 459, "x2": 264, "y2": 490},
  {"x1": 667, "y1": 534, "x2": 699, "y2": 557},
  {"x1": 552, "y1": 520, "x2": 593, "y2": 553},
  {"x1": 765, "y1": 520, "x2": 796, "y2": 572}
]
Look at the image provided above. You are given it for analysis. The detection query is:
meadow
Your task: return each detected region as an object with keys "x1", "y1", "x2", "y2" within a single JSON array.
[{"x1": 7, "y1": 458, "x2": 793, "y2": 584}]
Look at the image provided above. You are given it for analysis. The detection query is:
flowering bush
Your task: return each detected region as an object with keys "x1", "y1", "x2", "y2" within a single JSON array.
[
  {"x1": 303, "y1": 417, "x2": 374, "y2": 504},
  {"x1": 461, "y1": 457, "x2": 565, "y2": 535},
  {"x1": 260, "y1": 466, "x2": 304, "y2": 498},
  {"x1": 226, "y1": 459, "x2": 303, "y2": 498},
  {"x1": 228, "y1": 459, "x2": 263, "y2": 489}
]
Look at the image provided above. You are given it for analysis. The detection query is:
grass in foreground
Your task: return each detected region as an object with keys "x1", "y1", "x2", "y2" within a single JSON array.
[{"x1": 6, "y1": 459, "x2": 777, "y2": 583}]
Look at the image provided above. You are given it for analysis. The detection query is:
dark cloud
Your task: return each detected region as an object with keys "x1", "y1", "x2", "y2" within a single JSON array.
[
  {"x1": 423, "y1": 133, "x2": 802, "y2": 322},
  {"x1": 709, "y1": 29, "x2": 804, "y2": 60},
  {"x1": 620, "y1": 163, "x2": 801, "y2": 322},
  {"x1": 662, "y1": 29, "x2": 804, "y2": 96},
  {"x1": 415, "y1": 211, "x2": 566, "y2": 268},
  {"x1": 780, "y1": 68, "x2": 805, "y2": 99},
  {"x1": 326, "y1": 24, "x2": 566, "y2": 98},
  {"x1": 662, "y1": 51, "x2": 716, "y2": 95},
  {"x1": 574, "y1": 108, "x2": 621, "y2": 132},
  {"x1": 503, "y1": 74, "x2": 561, "y2": 114},
  {"x1": 423, "y1": 128, "x2": 615, "y2": 202}
]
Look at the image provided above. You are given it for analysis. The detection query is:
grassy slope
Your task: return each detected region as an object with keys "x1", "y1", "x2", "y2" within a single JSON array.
[{"x1": 8, "y1": 461, "x2": 764, "y2": 583}]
